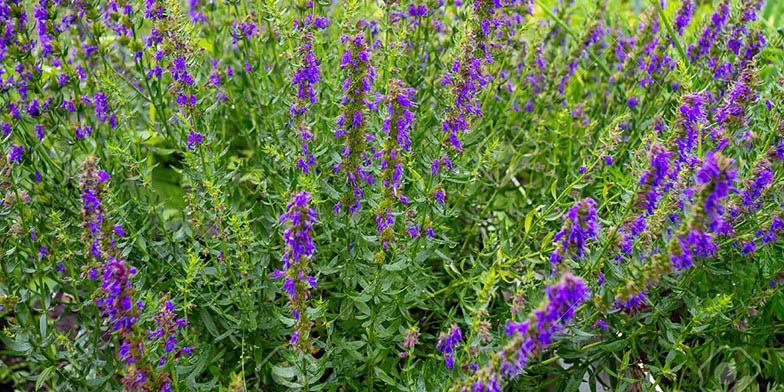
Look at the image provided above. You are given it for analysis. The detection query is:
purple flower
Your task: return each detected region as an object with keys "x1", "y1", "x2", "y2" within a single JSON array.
[
  {"x1": 615, "y1": 291, "x2": 647, "y2": 312},
  {"x1": 7, "y1": 144, "x2": 23, "y2": 162},
  {"x1": 434, "y1": 189, "x2": 446, "y2": 205},
  {"x1": 696, "y1": 152, "x2": 737, "y2": 230},
  {"x1": 273, "y1": 192, "x2": 319, "y2": 350},
  {"x1": 673, "y1": 0, "x2": 695, "y2": 36},
  {"x1": 476, "y1": 274, "x2": 589, "y2": 388},
  {"x1": 550, "y1": 198, "x2": 599, "y2": 265},
  {"x1": 740, "y1": 159, "x2": 773, "y2": 210},
  {"x1": 187, "y1": 131, "x2": 203, "y2": 149},
  {"x1": 436, "y1": 325, "x2": 462, "y2": 370},
  {"x1": 335, "y1": 34, "x2": 376, "y2": 214},
  {"x1": 716, "y1": 67, "x2": 757, "y2": 126},
  {"x1": 687, "y1": 0, "x2": 730, "y2": 63}
]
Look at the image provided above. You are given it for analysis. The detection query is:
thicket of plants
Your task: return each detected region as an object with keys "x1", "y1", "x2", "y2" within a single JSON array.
[{"x1": 2, "y1": 0, "x2": 784, "y2": 390}]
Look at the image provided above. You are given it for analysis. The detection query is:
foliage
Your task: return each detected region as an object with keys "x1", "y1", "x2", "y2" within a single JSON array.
[{"x1": 1, "y1": 0, "x2": 784, "y2": 391}]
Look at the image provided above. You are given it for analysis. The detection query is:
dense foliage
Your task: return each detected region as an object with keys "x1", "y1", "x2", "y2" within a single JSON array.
[{"x1": 2, "y1": 0, "x2": 784, "y2": 391}]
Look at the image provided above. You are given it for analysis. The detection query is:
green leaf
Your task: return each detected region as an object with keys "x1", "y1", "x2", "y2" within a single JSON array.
[
  {"x1": 199, "y1": 308, "x2": 219, "y2": 337},
  {"x1": 565, "y1": 365, "x2": 587, "y2": 391},
  {"x1": 524, "y1": 209, "x2": 535, "y2": 233},
  {"x1": 85, "y1": 375, "x2": 111, "y2": 388},
  {"x1": 383, "y1": 260, "x2": 407, "y2": 271},
  {"x1": 36, "y1": 366, "x2": 55, "y2": 391},
  {"x1": 374, "y1": 366, "x2": 396, "y2": 386},
  {"x1": 39, "y1": 314, "x2": 47, "y2": 338},
  {"x1": 272, "y1": 364, "x2": 297, "y2": 380}
]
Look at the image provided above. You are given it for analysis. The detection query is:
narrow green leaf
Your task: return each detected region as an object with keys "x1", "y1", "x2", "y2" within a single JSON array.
[
  {"x1": 524, "y1": 209, "x2": 535, "y2": 234},
  {"x1": 36, "y1": 366, "x2": 55, "y2": 391}
]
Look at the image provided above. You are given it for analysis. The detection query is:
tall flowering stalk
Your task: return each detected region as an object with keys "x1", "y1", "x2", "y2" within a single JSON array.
[
  {"x1": 639, "y1": 0, "x2": 697, "y2": 88},
  {"x1": 673, "y1": 0, "x2": 695, "y2": 36},
  {"x1": 716, "y1": 65, "x2": 757, "y2": 130},
  {"x1": 436, "y1": 0, "x2": 504, "y2": 175},
  {"x1": 558, "y1": 21, "x2": 607, "y2": 94},
  {"x1": 616, "y1": 152, "x2": 737, "y2": 307},
  {"x1": 272, "y1": 191, "x2": 319, "y2": 350},
  {"x1": 671, "y1": 152, "x2": 737, "y2": 267},
  {"x1": 291, "y1": 14, "x2": 329, "y2": 174},
  {"x1": 334, "y1": 34, "x2": 376, "y2": 214},
  {"x1": 671, "y1": 92, "x2": 707, "y2": 163},
  {"x1": 80, "y1": 157, "x2": 110, "y2": 261},
  {"x1": 449, "y1": 273, "x2": 589, "y2": 392},
  {"x1": 80, "y1": 157, "x2": 191, "y2": 391},
  {"x1": 686, "y1": 0, "x2": 730, "y2": 64},
  {"x1": 611, "y1": 91, "x2": 707, "y2": 262},
  {"x1": 376, "y1": 79, "x2": 415, "y2": 247},
  {"x1": 726, "y1": 0, "x2": 765, "y2": 64},
  {"x1": 615, "y1": 143, "x2": 675, "y2": 259}
]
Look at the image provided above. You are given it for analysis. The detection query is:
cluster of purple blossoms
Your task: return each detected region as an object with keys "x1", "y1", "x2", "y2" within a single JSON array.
[
  {"x1": 145, "y1": 0, "x2": 165, "y2": 20},
  {"x1": 673, "y1": 93, "x2": 707, "y2": 163},
  {"x1": 33, "y1": 0, "x2": 55, "y2": 57},
  {"x1": 271, "y1": 192, "x2": 319, "y2": 350},
  {"x1": 640, "y1": 0, "x2": 697, "y2": 87},
  {"x1": 550, "y1": 198, "x2": 599, "y2": 266},
  {"x1": 758, "y1": 216, "x2": 784, "y2": 247},
  {"x1": 398, "y1": 326, "x2": 420, "y2": 358},
  {"x1": 673, "y1": 0, "x2": 695, "y2": 36},
  {"x1": 616, "y1": 144, "x2": 676, "y2": 260},
  {"x1": 80, "y1": 157, "x2": 191, "y2": 391},
  {"x1": 391, "y1": 1, "x2": 437, "y2": 29},
  {"x1": 436, "y1": 325, "x2": 463, "y2": 370},
  {"x1": 741, "y1": 29, "x2": 766, "y2": 63},
  {"x1": 293, "y1": 13, "x2": 331, "y2": 31},
  {"x1": 187, "y1": 130, "x2": 203, "y2": 149},
  {"x1": 188, "y1": 0, "x2": 208, "y2": 23},
  {"x1": 92, "y1": 92, "x2": 117, "y2": 127},
  {"x1": 438, "y1": 0, "x2": 515, "y2": 162},
  {"x1": 408, "y1": 4, "x2": 429, "y2": 17},
  {"x1": 232, "y1": 20, "x2": 259, "y2": 43},
  {"x1": 439, "y1": 45, "x2": 483, "y2": 155},
  {"x1": 7, "y1": 144, "x2": 23, "y2": 163},
  {"x1": 375, "y1": 79, "x2": 416, "y2": 247},
  {"x1": 687, "y1": 0, "x2": 729, "y2": 64},
  {"x1": 457, "y1": 274, "x2": 588, "y2": 392},
  {"x1": 560, "y1": 21, "x2": 608, "y2": 93},
  {"x1": 727, "y1": 0, "x2": 765, "y2": 60},
  {"x1": 170, "y1": 56, "x2": 194, "y2": 87},
  {"x1": 614, "y1": 290, "x2": 648, "y2": 312},
  {"x1": 639, "y1": 144, "x2": 676, "y2": 214},
  {"x1": 725, "y1": 156, "x2": 777, "y2": 254},
  {"x1": 696, "y1": 152, "x2": 738, "y2": 232},
  {"x1": 80, "y1": 157, "x2": 110, "y2": 251},
  {"x1": 670, "y1": 152, "x2": 737, "y2": 269},
  {"x1": 716, "y1": 66, "x2": 757, "y2": 127},
  {"x1": 740, "y1": 158, "x2": 774, "y2": 210},
  {"x1": 333, "y1": 34, "x2": 376, "y2": 214},
  {"x1": 290, "y1": 40, "x2": 321, "y2": 118},
  {"x1": 611, "y1": 31, "x2": 635, "y2": 71},
  {"x1": 290, "y1": 15, "x2": 328, "y2": 174},
  {"x1": 148, "y1": 301, "x2": 194, "y2": 371}
]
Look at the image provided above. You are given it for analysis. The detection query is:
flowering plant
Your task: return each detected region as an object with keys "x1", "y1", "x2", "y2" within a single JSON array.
[{"x1": 1, "y1": 0, "x2": 784, "y2": 391}]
